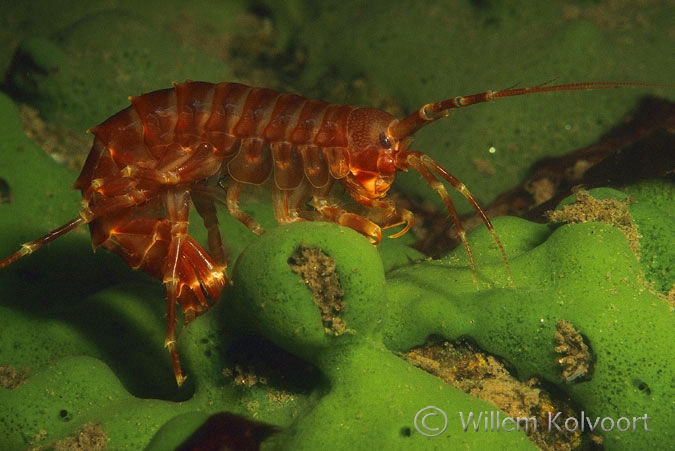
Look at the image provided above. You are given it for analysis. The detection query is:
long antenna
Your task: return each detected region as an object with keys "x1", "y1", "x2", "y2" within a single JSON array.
[{"x1": 388, "y1": 82, "x2": 669, "y2": 140}]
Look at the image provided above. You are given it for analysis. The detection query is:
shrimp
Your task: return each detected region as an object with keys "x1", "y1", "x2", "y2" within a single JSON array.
[{"x1": 0, "y1": 80, "x2": 662, "y2": 384}]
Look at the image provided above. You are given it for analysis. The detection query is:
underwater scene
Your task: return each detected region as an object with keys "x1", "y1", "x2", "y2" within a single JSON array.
[{"x1": 0, "y1": 1, "x2": 673, "y2": 449}]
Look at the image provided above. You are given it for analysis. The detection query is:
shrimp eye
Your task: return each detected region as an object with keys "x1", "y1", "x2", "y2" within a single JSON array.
[{"x1": 378, "y1": 132, "x2": 392, "y2": 149}]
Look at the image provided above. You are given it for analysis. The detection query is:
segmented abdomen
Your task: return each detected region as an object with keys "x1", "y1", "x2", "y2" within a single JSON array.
[{"x1": 77, "y1": 81, "x2": 357, "y2": 192}]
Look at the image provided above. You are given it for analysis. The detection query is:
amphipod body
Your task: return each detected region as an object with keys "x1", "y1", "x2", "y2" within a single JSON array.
[{"x1": 0, "y1": 80, "x2": 658, "y2": 385}]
